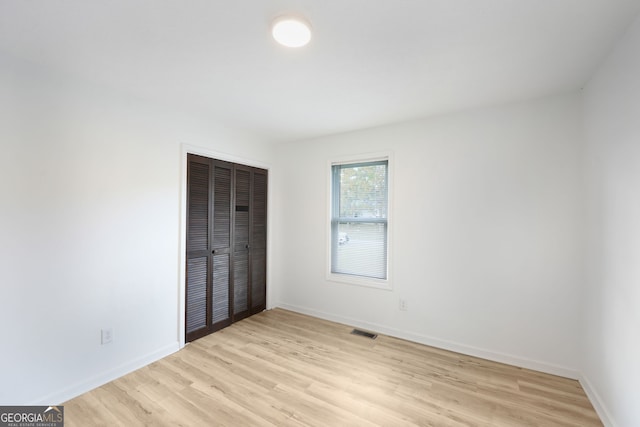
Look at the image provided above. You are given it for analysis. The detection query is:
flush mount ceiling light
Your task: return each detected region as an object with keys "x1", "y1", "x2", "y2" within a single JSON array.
[{"x1": 271, "y1": 16, "x2": 312, "y2": 48}]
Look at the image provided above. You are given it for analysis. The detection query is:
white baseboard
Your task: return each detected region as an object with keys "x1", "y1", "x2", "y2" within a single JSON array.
[
  {"x1": 578, "y1": 373, "x2": 617, "y2": 427},
  {"x1": 32, "y1": 342, "x2": 180, "y2": 405},
  {"x1": 277, "y1": 303, "x2": 580, "y2": 380}
]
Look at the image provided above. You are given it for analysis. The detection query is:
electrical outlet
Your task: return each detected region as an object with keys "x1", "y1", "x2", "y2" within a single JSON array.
[
  {"x1": 101, "y1": 328, "x2": 113, "y2": 345},
  {"x1": 399, "y1": 299, "x2": 408, "y2": 311}
]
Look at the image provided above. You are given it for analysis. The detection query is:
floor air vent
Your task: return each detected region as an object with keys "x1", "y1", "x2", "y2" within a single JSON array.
[{"x1": 350, "y1": 329, "x2": 378, "y2": 339}]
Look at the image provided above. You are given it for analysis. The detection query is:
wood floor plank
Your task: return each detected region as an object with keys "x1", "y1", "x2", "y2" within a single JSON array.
[{"x1": 64, "y1": 309, "x2": 602, "y2": 426}]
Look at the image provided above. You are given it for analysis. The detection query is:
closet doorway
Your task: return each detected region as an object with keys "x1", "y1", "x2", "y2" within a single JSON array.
[{"x1": 185, "y1": 154, "x2": 267, "y2": 342}]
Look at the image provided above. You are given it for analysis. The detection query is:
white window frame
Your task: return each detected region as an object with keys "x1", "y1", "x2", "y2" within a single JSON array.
[{"x1": 327, "y1": 152, "x2": 393, "y2": 290}]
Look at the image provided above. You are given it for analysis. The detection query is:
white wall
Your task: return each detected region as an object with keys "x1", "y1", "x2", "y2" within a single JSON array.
[
  {"x1": 273, "y1": 93, "x2": 585, "y2": 376},
  {"x1": 0, "y1": 52, "x2": 273, "y2": 405},
  {"x1": 582, "y1": 13, "x2": 640, "y2": 427}
]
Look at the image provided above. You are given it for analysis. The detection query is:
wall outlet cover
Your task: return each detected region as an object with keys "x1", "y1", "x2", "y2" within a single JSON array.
[{"x1": 101, "y1": 328, "x2": 113, "y2": 345}]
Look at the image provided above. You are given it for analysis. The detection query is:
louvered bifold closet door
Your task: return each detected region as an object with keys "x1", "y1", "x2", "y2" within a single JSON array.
[
  {"x1": 186, "y1": 155, "x2": 212, "y2": 341},
  {"x1": 210, "y1": 160, "x2": 233, "y2": 332},
  {"x1": 250, "y1": 170, "x2": 267, "y2": 314},
  {"x1": 186, "y1": 155, "x2": 268, "y2": 342},
  {"x1": 233, "y1": 166, "x2": 251, "y2": 321}
]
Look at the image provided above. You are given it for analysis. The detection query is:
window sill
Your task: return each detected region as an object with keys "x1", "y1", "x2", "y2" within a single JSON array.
[{"x1": 327, "y1": 273, "x2": 393, "y2": 291}]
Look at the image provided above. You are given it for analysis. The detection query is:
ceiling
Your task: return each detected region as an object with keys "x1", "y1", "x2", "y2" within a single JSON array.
[{"x1": 1, "y1": 0, "x2": 639, "y2": 143}]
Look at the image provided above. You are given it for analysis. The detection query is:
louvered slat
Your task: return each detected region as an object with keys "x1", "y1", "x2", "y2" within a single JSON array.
[
  {"x1": 234, "y1": 211, "x2": 249, "y2": 251},
  {"x1": 213, "y1": 165, "x2": 231, "y2": 249},
  {"x1": 186, "y1": 257, "x2": 207, "y2": 333},
  {"x1": 251, "y1": 171, "x2": 267, "y2": 311},
  {"x1": 235, "y1": 168, "x2": 250, "y2": 257},
  {"x1": 252, "y1": 172, "x2": 267, "y2": 249},
  {"x1": 234, "y1": 252, "x2": 248, "y2": 313},
  {"x1": 235, "y1": 169, "x2": 250, "y2": 207},
  {"x1": 251, "y1": 248, "x2": 266, "y2": 308},
  {"x1": 187, "y1": 162, "x2": 209, "y2": 252},
  {"x1": 211, "y1": 254, "x2": 230, "y2": 324}
]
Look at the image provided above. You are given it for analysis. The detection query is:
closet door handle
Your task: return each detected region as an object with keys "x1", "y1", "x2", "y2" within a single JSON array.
[
  {"x1": 212, "y1": 249, "x2": 216, "y2": 254},
  {"x1": 245, "y1": 244, "x2": 250, "y2": 249}
]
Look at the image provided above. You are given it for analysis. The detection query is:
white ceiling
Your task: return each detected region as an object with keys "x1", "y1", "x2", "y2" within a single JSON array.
[{"x1": 1, "y1": 0, "x2": 639, "y2": 143}]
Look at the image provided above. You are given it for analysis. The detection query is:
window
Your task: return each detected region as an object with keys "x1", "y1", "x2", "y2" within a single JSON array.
[{"x1": 330, "y1": 158, "x2": 389, "y2": 283}]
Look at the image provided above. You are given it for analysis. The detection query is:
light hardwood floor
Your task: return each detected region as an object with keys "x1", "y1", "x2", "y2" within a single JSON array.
[{"x1": 65, "y1": 309, "x2": 602, "y2": 426}]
